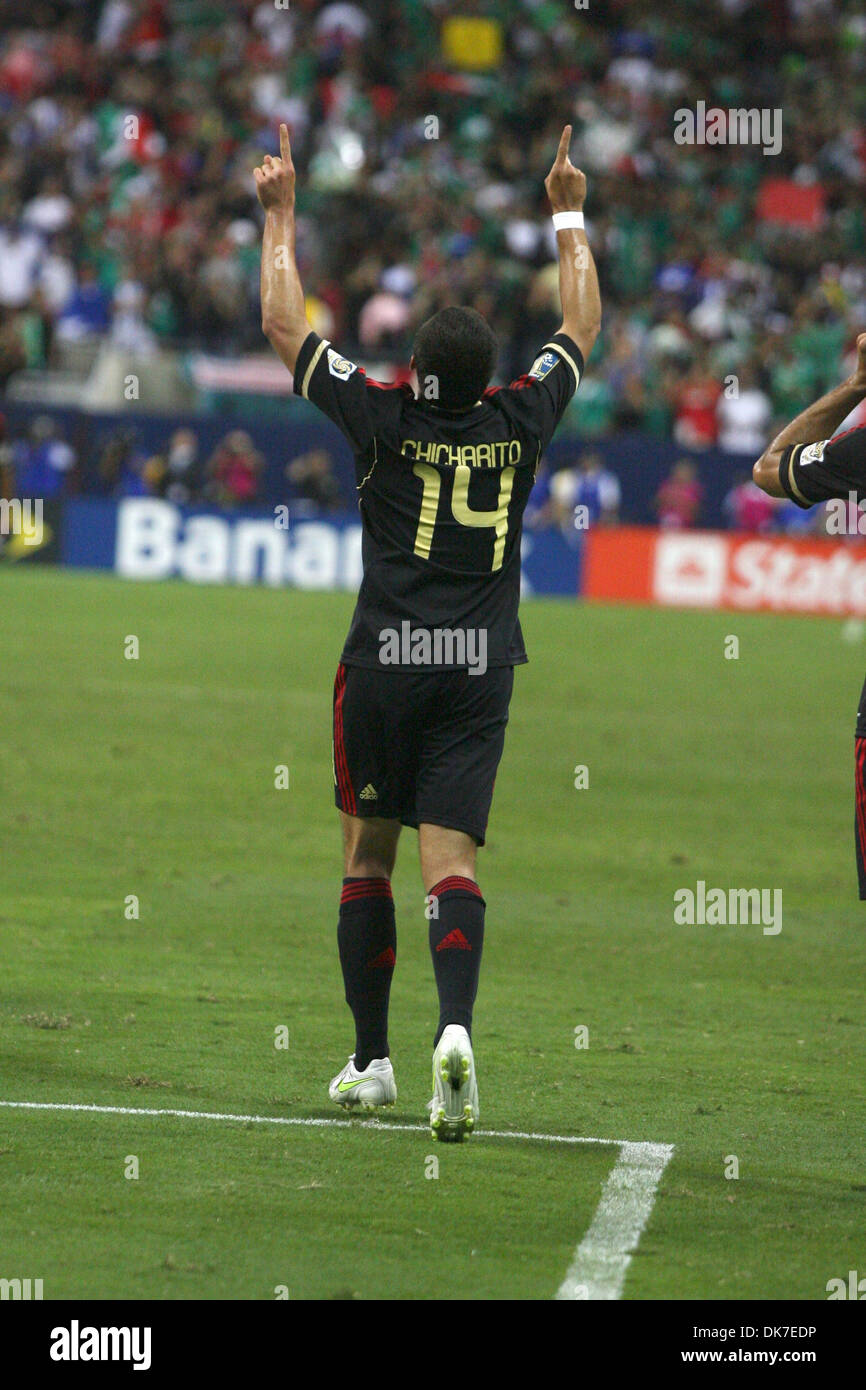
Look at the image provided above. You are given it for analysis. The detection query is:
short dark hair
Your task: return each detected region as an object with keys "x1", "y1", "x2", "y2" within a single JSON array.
[{"x1": 413, "y1": 307, "x2": 498, "y2": 410}]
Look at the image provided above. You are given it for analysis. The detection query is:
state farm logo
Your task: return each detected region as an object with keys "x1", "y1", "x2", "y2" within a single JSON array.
[
  {"x1": 729, "y1": 539, "x2": 866, "y2": 614},
  {"x1": 585, "y1": 526, "x2": 866, "y2": 616},
  {"x1": 651, "y1": 532, "x2": 866, "y2": 615},
  {"x1": 653, "y1": 534, "x2": 727, "y2": 607}
]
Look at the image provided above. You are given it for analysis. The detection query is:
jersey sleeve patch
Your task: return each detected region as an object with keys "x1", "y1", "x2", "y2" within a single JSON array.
[
  {"x1": 528, "y1": 350, "x2": 559, "y2": 380},
  {"x1": 529, "y1": 340, "x2": 582, "y2": 392},
  {"x1": 327, "y1": 349, "x2": 359, "y2": 381},
  {"x1": 797, "y1": 439, "x2": 828, "y2": 466}
]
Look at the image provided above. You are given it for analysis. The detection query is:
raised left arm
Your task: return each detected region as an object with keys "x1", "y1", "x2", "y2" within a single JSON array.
[{"x1": 255, "y1": 123, "x2": 310, "y2": 374}]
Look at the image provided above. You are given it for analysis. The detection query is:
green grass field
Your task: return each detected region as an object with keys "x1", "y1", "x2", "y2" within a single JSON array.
[{"x1": 2, "y1": 566, "x2": 865, "y2": 1301}]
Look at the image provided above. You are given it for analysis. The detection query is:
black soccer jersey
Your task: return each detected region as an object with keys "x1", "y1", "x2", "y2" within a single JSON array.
[
  {"x1": 292, "y1": 329, "x2": 583, "y2": 670},
  {"x1": 779, "y1": 425, "x2": 866, "y2": 508}
]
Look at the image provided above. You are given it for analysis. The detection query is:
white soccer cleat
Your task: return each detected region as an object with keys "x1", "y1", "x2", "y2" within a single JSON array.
[
  {"x1": 429, "y1": 1024, "x2": 479, "y2": 1143},
  {"x1": 329, "y1": 1055, "x2": 396, "y2": 1111}
]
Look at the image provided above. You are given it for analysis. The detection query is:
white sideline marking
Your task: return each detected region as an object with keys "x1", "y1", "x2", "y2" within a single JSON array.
[
  {"x1": 1, "y1": 1101, "x2": 673, "y2": 1300},
  {"x1": 0, "y1": 1100, "x2": 620, "y2": 1143},
  {"x1": 555, "y1": 1140, "x2": 674, "y2": 1301}
]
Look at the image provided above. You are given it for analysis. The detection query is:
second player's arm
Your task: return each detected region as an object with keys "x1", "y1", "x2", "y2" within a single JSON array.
[
  {"x1": 753, "y1": 334, "x2": 866, "y2": 497},
  {"x1": 545, "y1": 125, "x2": 602, "y2": 364}
]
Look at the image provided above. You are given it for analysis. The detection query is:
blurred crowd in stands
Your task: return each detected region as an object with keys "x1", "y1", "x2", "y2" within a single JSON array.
[
  {"x1": 0, "y1": 410, "x2": 350, "y2": 511},
  {"x1": 2, "y1": 3, "x2": 866, "y2": 391},
  {"x1": 526, "y1": 449, "x2": 825, "y2": 536},
  {"x1": 1, "y1": 0, "x2": 865, "y2": 532}
]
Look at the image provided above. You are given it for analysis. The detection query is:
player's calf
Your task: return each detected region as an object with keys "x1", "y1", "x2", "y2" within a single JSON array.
[{"x1": 336, "y1": 816, "x2": 401, "y2": 1076}]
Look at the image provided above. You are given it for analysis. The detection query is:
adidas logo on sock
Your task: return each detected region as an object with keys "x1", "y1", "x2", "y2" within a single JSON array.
[
  {"x1": 436, "y1": 928, "x2": 471, "y2": 952},
  {"x1": 359, "y1": 783, "x2": 378, "y2": 800},
  {"x1": 368, "y1": 946, "x2": 396, "y2": 969}
]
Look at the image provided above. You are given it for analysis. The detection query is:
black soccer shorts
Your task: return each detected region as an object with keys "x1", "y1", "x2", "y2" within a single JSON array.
[{"x1": 332, "y1": 662, "x2": 514, "y2": 846}]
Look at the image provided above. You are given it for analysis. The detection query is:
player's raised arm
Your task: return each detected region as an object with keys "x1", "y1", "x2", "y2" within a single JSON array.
[
  {"x1": 255, "y1": 123, "x2": 310, "y2": 375},
  {"x1": 544, "y1": 125, "x2": 601, "y2": 363},
  {"x1": 753, "y1": 333, "x2": 866, "y2": 501}
]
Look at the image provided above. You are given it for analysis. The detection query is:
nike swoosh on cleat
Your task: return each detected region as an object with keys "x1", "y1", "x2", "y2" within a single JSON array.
[{"x1": 337, "y1": 1077, "x2": 373, "y2": 1092}]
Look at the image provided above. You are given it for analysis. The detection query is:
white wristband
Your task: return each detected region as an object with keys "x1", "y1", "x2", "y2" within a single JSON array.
[{"x1": 552, "y1": 211, "x2": 584, "y2": 231}]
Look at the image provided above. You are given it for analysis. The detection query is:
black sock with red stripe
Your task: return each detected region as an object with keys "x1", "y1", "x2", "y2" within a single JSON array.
[
  {"x1": 338, "y1": 877, "x2": 396, "y2": 1070},
  {"x1": 428, "y1": 876, "x2": 485, "y2": 1046}
]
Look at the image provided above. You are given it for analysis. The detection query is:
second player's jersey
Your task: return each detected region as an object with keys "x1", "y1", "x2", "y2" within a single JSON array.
[
  {"x1": 292, "y1": 329, "x2": 583, "y2": 669},
  {"x1": 779, "y1": 425, "x2": 866, "y2": 508}
]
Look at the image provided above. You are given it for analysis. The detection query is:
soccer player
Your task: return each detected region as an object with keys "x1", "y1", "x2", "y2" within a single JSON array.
[
  {"x1": 752, "y1": 332, "x2": 866, "y2": 896},
  {"x1": 255, "y1": 124, "x2": 601, "y2": 1139}
]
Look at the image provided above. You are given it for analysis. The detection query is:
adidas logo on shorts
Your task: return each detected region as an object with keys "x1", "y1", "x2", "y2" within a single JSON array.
[{"x1": 359, "y1": 784, "x2": 378, "y2": 801}]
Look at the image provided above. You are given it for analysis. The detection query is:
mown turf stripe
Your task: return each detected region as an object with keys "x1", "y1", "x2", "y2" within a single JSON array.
[{"x1": 555, "y1": 1140, "x2": 674, "y2": 1301}]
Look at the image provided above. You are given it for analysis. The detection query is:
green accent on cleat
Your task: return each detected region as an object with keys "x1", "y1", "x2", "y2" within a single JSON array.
[{"x1": 428, "y1": 1025, "x2": 479, "y2": 1142}]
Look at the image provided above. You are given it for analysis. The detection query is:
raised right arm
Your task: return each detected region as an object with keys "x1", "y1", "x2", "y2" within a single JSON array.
[{"x1": 544, "y1": 125, "x2": 602, "y2": 364}]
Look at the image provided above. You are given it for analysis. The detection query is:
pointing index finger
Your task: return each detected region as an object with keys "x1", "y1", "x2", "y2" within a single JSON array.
[
  {"x1": 556, "y1": 124, "x2": 572, "y2": 163},
  {"x1": 279, "y1": 123, "x2": 291, "y2": 164}
]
